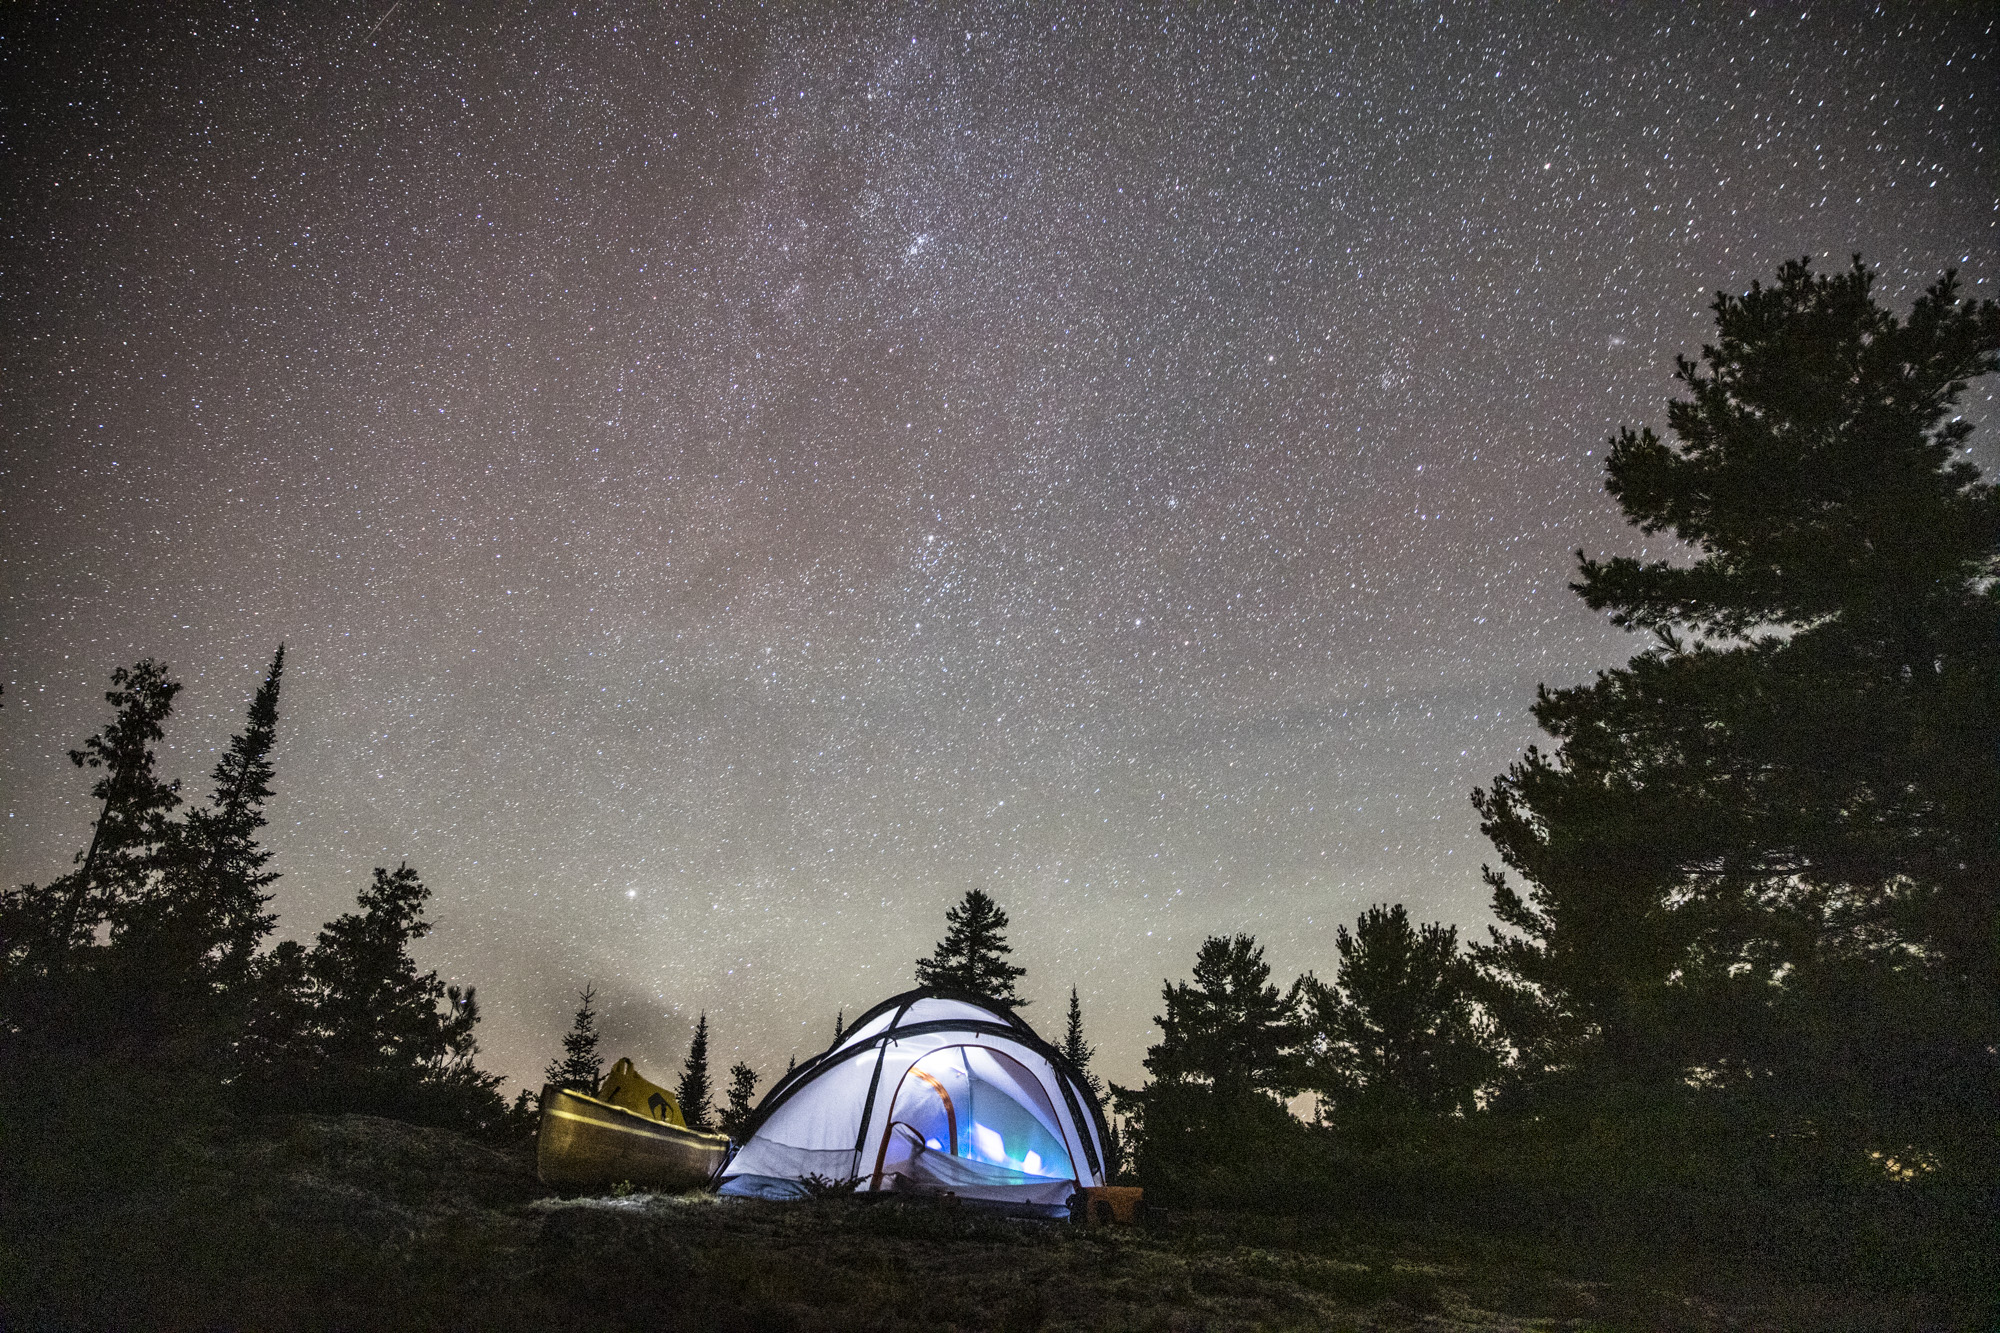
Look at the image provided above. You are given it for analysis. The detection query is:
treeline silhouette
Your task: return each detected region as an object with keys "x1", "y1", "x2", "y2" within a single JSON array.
[
  {"x1": 1107, "y1": 258, "x2": 1996, "y2": 1296},
  {"x1": 1, "y1": 647, "x2": 520, "y2": 1140},
  {"x1": 1, "y1": 255, "x2": 1989, "y2": 1303}
]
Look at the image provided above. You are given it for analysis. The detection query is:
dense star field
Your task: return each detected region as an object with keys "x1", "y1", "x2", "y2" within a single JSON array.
[{"x1": 2, "y1": 3, "x2": 1994, "y2": 1095}]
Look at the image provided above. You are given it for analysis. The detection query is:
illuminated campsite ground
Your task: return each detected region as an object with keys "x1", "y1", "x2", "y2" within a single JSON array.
[{"x1": 6, "y1": 1113, "x2": 1958, "y2": 1332}]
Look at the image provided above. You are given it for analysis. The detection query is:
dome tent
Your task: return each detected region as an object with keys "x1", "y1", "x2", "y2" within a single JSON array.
[{"x1": 719, "y1": 988, "x2": 1110, "y2": 1216}]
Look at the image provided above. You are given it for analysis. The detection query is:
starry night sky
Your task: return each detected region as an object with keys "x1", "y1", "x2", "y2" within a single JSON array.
[{"x1": 3, "y1": 3, "x2": 1995, "y2": 1096}]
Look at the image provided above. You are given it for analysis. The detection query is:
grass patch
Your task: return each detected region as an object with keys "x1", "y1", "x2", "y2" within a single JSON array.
[{"x1": 0, "y1": 1110, "x2": 1981, "y2": 1332}]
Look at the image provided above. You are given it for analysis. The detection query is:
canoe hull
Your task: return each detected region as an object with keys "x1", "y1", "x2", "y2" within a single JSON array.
[{"x1": 536, "y1": 1084, "x2": 731, "y2": 1191}]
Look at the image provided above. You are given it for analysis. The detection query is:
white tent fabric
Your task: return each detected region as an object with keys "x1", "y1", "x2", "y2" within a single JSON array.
[{"x1": 719, "y1": 989, "x2": 1109, "y2": 1214}]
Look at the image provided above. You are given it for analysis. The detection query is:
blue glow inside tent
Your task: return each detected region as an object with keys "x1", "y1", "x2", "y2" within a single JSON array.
[{"x1": 886, "y1": 1045, "x2": 1075, "y2": 1181}]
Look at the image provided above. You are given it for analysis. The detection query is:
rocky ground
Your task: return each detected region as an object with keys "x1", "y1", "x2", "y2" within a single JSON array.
[{"x1": 1, "y1": 1113, "x2": 1971, "y2": 1331}]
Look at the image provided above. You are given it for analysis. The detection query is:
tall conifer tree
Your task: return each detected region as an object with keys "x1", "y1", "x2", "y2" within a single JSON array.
[
  {"x1": 305, "y1": 864, "x2": 454, "y2": 1091},
  {"x1": 186, "y1": 645, "x2": 284, "y2": 983},
  {"x1": 4, "y1": 661, "x2": 183, "y2": 1062},
  {"x1": 57, "y1": 660, "x2": 183, "y2": 949},
  {"x1": 250, "y1": 861, "x2": 504, "y2": 1128},
  {"x1": 719, "y1": 1061, "x2": 760, "y2": 1141},
  {"x1": 545, "y1": 983, "x2": 603, "y2": 1093},
  {"x1": 676, "y1": 1013, "x2": 713, "y2": 1131},
  {"x1": 1143, "y1": 934, "x2": 1303, "y2": 1101},
  {"x1": 1061, "y1": 985, "x2": 1103, "y2": 1099},
  {"x1": 1114, "y1": 934, "x2": 1304, "y2": 1186},
  {"x1": 1473, "y1": 258, "x2": 2000, "y2": 1170},
  {"x1": 1300, "y1": 904, "x2": 1496, "y2": 1122},
  {"x1": 131, "y1": 647, "x2": 286, "y2": 1000},
  {"x1": 915, "y1": 888, "x2": 1028, "y2": 1004}
]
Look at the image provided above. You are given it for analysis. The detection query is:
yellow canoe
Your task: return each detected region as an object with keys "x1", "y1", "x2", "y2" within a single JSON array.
[
  {"x1": 536, "y1": 1083, "x2": 731, "y2": 1191},
  {"x1": 596, "y1": 1057, "x2": 684, "y2": 1127}
]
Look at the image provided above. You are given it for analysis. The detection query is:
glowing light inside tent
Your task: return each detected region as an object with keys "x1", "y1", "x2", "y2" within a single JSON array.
[
  {"x1": 970, "y1": 1123, "x2": 1007, "y2": 1164},
  {"x1": 882, "y1": 1043, "x2": 1079, "y2": 1184},
  {"x1": 967, "y1": 1122, "x2": 1062, "y2": 1179}
]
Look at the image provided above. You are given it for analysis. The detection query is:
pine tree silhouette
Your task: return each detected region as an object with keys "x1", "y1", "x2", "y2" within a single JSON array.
[
  {"x1": 676, "y1": 1012, "x2": 713, "y2": 1131},
  {"x1": 138, "y1": 646, "x2": 286, "y2": 999},
  {"x1": 252, "y1": 862, "x2": 505, "y2": 1128},
  {"x1": 719, "y1": 1061, "x2": 760, "y2": 1140},
  {"x1": 1112, "y1": 934, "x2": 1304, "y2": 1186},
  {"x1": 1061, "y1": 985, "x2": 1103, "y2": 1099},
  {"x1": 2, "y1": 660, "x2": 194, "y2": 1066},
  {"x1": 1474, "y1": 257, "x2": 2000, "y2": 1156},
  {"x1": 57, "y1": 660, "x2": 184, "y2": 950},
  {"x1": 1298, "y1": 904, "x2": 1496, "y2": 1121},
  {"x1": 110, "y1": 650, "x2": 287, "y2": 1063},
  {"x1": 544, "y1": 983, "x2": 604, "y2": 1093},
  {"x1": 184, "y1": 645, "x2": 285, "y2": 986},
  {"x1": 307, "y1": 864, "x2": 454, "y2": 1087},
  {"x1": 914, "y1": 888, "x2": 1027, "y2": 1005},
  {"x1": 1145, "y1": 934, "x2": 1303, "y2": 1100}
]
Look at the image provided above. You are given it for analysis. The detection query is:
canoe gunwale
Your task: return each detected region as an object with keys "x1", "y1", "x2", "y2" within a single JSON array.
[{"x1": 536, "y1": 1084, "x2": 732, "y2": 1191}]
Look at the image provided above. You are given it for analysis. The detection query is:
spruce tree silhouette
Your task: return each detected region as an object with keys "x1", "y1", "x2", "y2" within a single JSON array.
[
  {"x1": 719, "y1": 1061, "x2": 760, "y2": 1140},
  {"x1": 915, "y1": 888, "x2": 1027, "y2": 1004},
  {"x1": 676, "y1": 1013, "x2": 714, "y2": 1131},
  {"x1": 1061, "y1": 985, "x2": 1103, "y2": 1099},
  {"x1": 545, "y1": 983, "x2": 604, "y2": 1093},
  {"x1": 1113, "y1": 934, "x2": 1304, "y2": 1186},
  {"x1": 132, "y1": 646, "x2": 286, "y2": 1007},
  {"x1": 178, "y1": 645, "x2": 285, "y2": 990},
  {"x1": 113, "y1": 649, "x2": 287, "y2": 1063},
  {"x1": 308, "y1": 865, "x2": 452, "y2": 1090},
  {"x1": 4, "y1": 660, "x2": 184, "y2": 1064}
]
